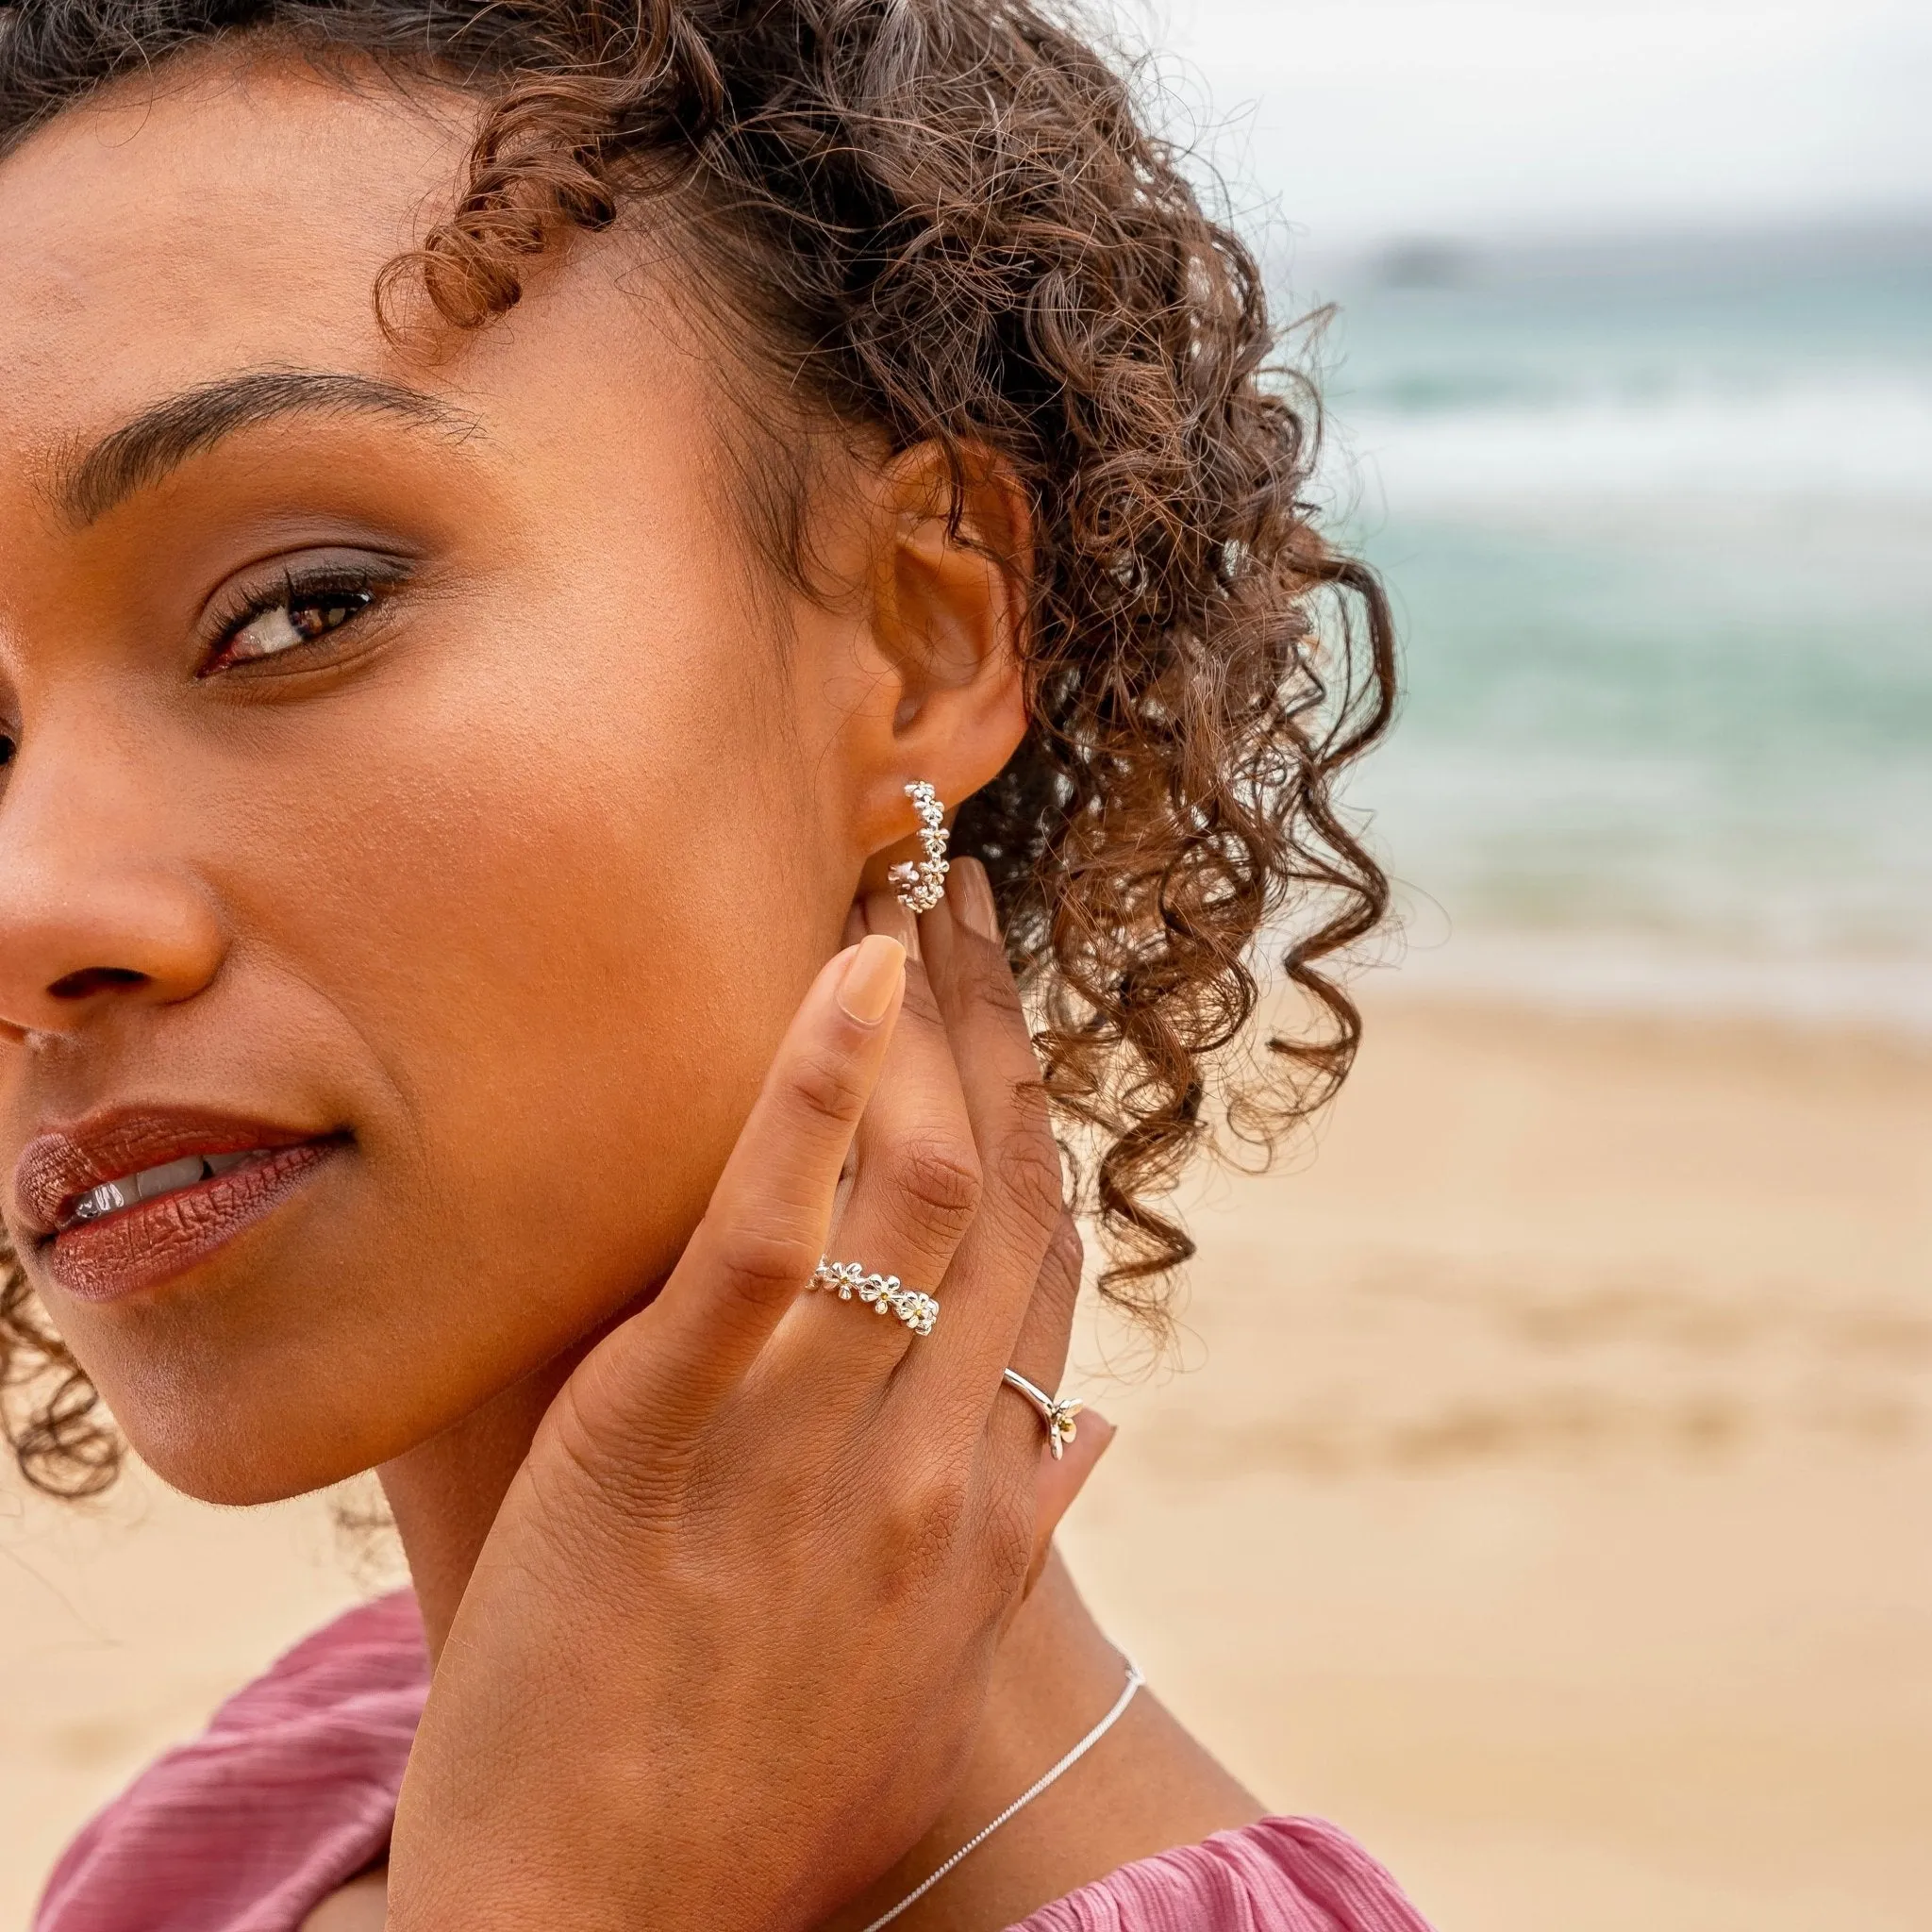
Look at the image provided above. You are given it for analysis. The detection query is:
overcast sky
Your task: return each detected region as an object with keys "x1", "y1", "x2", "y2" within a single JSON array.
[{"x1": 1120, "y1": 0, "x2": 1932, "y2": 244}]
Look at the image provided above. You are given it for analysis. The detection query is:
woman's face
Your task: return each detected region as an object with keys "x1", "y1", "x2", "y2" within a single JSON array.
[{"x1": 0, "y1": 59, "x2": 1010, "y2": 1502}]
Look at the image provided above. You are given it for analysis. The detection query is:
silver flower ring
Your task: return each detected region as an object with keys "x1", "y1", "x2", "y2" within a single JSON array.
[
  {"x1": 811, "y1": 1257, "x2": 940, "y2": 1337},
  {"x1": 1000, "y1": 1368, "x2": 1083, "y2": 1458}
]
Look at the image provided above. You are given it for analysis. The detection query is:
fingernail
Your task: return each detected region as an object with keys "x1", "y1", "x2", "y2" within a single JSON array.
[
  {"x1": 952, "y1": 858, "x2": 999, "y2": 942},
  {"x1": 838, "y1": 933, "x2": 907, "y2": 1024},
  {"x1": 864, "y1": 890, "x2": 920, "y2": 961}
]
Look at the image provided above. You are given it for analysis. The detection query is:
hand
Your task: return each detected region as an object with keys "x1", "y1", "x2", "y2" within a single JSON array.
[{"x1": 385, "y1": 862, "x2": 1107, "y2": 1931}]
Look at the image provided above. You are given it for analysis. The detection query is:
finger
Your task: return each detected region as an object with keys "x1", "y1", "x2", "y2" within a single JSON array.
[
  {"x1": 623, "y1": 934, "x2": 908, "y2": 1412},
  {"x1": 903, "y1": 861, "x2": 1066, "y2": 1384},
  {"x1": 781, "y1": 891, "x2": 978, "y2": 1374},
  {"x1": 1024, "y1": 1408, "x2": 1115, "y2": 1596},
  {"x1": 982, "y1": 1207, "x2": 1086, "y2": 1476},
  {"x1": 1004, "y1": 1206, "x2": 1085, "y2": 1392}
]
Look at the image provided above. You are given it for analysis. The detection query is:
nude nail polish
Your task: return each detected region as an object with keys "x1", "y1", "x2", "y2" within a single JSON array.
[{"x1": 838, "y1": 934, "x2": 907, "y2": 1024}]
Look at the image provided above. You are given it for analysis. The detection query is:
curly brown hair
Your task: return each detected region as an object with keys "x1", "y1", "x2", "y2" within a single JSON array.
[{"x1": 0, "y1": 0, "x2": 1395, "y2": 1497}]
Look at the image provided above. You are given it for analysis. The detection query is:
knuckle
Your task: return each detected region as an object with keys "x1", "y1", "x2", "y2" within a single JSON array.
[
  {"x1": 886, "y1": 1460, "x2": 975, "y2": 1582},
  {"x1": 981, "y1": 1484, "x2": 1036, "y2": 1600},
  {"x1": 990, "y1": 1110, "x2": 1067, "y2": 1240},
  {"x1": 787, "y1": 1044, "x2": 872, "y2": 1128},
  {"x1": 527, "y1": 1379, "x2": 691, "y2": 1540},
  {"x1": 708, "y1": 1219, "x2": 818, "y2": 1309},
  {"x1": 889, "y1": 1133, "x2": 984, "y2": 1237},
  {"x1": 1038, "y1": 1212, "x2": 1085, "y2": 1302}
]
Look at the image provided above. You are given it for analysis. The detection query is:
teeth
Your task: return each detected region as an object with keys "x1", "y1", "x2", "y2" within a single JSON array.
[
  {"x1": 71, "y1": 1179, "x2": 132, "y2": 1223},
  {"x1": 135, "y1": 1157, "x2": 207, "y2": 1201},
  {"x1": 66, "y1": 1151, "x2": 267, "y2": 1228}
]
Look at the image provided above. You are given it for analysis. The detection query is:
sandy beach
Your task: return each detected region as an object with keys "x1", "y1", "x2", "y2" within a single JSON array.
[{"x1": 3, "y1": 993, "x2": 1927, "y2": 1930}]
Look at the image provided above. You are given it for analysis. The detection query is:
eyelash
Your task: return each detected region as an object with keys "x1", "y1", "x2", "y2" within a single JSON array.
[{"x1": 200, "y1": 559, "x2": 408, "y2": 677}]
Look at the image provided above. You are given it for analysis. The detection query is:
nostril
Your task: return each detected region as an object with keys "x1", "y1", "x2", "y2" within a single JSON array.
[{"x1": 48, "y1": 966, "x2": 148, "y2": 1001}]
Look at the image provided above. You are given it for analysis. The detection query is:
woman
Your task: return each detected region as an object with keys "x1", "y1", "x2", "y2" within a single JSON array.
[{"x1": 0, "y1": 2, "x2": 1418, "y2": 1926}]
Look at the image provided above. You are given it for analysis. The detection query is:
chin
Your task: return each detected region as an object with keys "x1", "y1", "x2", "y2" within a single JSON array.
[
  {"x1": 90, "y1": 1341, "x2": 438, "y2": 1508},
  {"x1": 111, "y1": 1419, "x2": 364, "y2": 1507}
]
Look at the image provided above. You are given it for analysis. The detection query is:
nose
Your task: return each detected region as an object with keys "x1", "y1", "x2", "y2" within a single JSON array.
[{"x1": 0, "y1": 734, "x2": 225, "y2": 1042}]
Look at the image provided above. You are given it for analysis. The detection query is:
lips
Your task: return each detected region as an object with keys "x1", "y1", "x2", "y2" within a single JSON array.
[{"x1": 15, "y1": 1108, "x2": 341, "y2": 1303}]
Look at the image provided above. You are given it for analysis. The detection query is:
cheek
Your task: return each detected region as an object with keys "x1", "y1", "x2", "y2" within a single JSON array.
[
  {"x1": 85, "y1": 618, "x2": 845, "y2": 1502},
  {"x1": 249, "y1": 591, "x2": 839, "y2": 1407}
]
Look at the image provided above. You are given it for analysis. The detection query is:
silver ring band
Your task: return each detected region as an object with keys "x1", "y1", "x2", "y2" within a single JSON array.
[
  {"x1": 812, "y1": 1257, "x2": 939, "y2": 1337},
  {"x1": 1001, "y1": 1368, "x2": 1083, "y2": 1458}
]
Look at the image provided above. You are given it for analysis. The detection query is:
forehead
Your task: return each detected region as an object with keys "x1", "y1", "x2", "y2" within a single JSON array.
[{"x1": 0, "y1": 58, "x2": 479, "y2": 463}]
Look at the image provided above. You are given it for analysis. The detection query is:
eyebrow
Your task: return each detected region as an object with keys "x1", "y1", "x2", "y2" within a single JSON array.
[{"x1": 54, "y1": 368, "x2": 479, "y2": 526}]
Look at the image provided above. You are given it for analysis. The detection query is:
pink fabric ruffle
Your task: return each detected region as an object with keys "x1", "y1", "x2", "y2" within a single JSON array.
[
  {"x1": 35, "y1": 1592, "x2": 1433, "y2": 1932},
  {"x1": 35, "y1": 1591, "x2": 426, "y2": 1932},
  {"x1": 1015, "y1": 1815, "x2": 1435, "y2": 1931}
]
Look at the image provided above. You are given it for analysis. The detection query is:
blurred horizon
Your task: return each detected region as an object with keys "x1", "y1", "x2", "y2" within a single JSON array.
[
  {"x1": 1315, "y1": 216, "x2": 1932, "y2": 1032},
  {"x1": 1117, "y1": 3, "x2": 1932, "y2": 1033}
]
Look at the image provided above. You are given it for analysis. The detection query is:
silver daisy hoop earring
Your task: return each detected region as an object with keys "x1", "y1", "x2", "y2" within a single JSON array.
[{"x1": 889, "y1": 780, "x2": 950, "y2": 914}]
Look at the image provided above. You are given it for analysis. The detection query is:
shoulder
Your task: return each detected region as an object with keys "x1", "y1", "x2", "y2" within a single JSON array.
[{"x1": 1013, "y1": 1816, "x2": 1437, "y2": 1932}]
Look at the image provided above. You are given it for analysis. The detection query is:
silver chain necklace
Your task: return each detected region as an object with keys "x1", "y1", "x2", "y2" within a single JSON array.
[{"x1": 858, "y1": 1656, "x2": 1145, "y2": 1932}]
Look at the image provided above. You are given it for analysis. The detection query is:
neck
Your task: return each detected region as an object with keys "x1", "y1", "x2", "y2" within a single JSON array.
[
  {"x1": 376, "y1": 1348, "x2": 583, "y2": 1659},
  {"x1": 824, "y1": 1554, "x2": 1259, "y2": 1932}
]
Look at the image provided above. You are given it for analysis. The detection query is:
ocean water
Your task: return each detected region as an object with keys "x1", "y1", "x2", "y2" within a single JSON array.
[{"x1": 1302, "y1": 223, "x2": 1932, "y2": 1029}]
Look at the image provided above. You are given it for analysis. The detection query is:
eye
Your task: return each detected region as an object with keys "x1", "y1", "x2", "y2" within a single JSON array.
[
  {"x1": 226, "y1": 586, "x2": 372, "y2": 662},
  {"x1": 200, "y1": 558, "x2": 407, "y2": 677}
]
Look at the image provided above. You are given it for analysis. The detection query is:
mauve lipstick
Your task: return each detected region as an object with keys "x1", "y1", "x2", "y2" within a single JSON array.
[{"x1": 15, "y1": 1108, "x2": 341, "y2": 1303}]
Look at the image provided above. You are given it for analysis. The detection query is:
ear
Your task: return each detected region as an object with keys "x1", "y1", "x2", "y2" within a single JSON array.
[{"x1": 841, "y1": 442, "x2": 1031, "y2": 886}]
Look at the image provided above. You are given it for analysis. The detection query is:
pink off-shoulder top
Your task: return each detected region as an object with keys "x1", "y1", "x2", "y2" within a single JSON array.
[{"x1": 34, "y1": 1593, "x2": 1434, "y2": 1932}]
